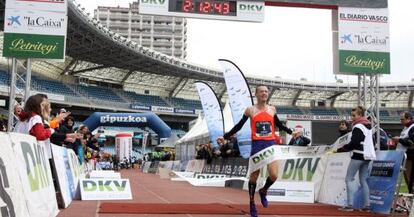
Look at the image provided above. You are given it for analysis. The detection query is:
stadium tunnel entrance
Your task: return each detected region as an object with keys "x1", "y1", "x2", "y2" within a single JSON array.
[{"x1": 82, "y1": 112, "x2": 171, "y2": 139}]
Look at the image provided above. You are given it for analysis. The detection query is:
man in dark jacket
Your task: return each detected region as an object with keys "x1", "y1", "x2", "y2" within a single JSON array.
[
  {"x1": 288, "y1": 130, "x2": 311, "y2": 146},
  {"x1": 220, "y1": 136, "x2": 240, "y2": 158},
  {"x1": 392, "y1": 111, "x2": 414, "y2": 193},
  {"x1": 332, "y1": 106, "x2": 373, "y2": 212},
  {"x1": 50, "y1": 116, "x2": 80, "y2": 149}
]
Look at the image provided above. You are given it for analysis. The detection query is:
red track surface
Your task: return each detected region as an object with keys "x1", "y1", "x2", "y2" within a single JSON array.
[{"x1": 57, "y1": 168, "x2": 407, "y2": 217}]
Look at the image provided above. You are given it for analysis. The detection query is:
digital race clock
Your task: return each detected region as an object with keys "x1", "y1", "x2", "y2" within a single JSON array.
[
  {"x1": 168, "y1": 0, "x2": 237, "y2": 16},
  {"x1": 139, "y1": 0, "x2": 264, "y2": 22}
]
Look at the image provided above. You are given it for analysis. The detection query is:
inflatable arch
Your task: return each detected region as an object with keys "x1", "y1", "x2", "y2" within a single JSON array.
[{"x1": 82, "y1": 112, "x2": 171, "y2": 139}]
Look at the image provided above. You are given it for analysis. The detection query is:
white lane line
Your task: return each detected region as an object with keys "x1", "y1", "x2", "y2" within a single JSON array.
[
  {"x1": 95, "y1": 201, "x2": 101, "y2": 217},
  {"x1": 137, "y1": 180, "x2": 171, "y2": 204}
]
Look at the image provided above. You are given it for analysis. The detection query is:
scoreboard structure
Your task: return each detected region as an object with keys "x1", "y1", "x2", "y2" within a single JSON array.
[{"x1": 139, "y1": 0, "x2": 265, "y2": 22}]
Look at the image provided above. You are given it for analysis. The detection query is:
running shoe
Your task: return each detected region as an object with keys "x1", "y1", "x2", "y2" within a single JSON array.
[
  {"x1": 250, "y1": 201, "x2": 258, "y2": 217},
  {"x1": 259, "y1": 188, "x2": 268, "y2": 208}
]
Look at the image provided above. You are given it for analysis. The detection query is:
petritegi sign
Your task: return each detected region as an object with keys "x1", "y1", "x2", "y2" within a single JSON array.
[{"x1": 3, "y1": 33, "x2": 65, "y2": 59}]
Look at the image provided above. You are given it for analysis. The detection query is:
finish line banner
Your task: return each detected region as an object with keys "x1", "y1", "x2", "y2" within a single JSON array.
[
  {"x1": 173, "y1": 171, "x2": 248, "y2": 187},
  {"x1": 266, "y1": 145, "x2": 330, "y2": 160}
]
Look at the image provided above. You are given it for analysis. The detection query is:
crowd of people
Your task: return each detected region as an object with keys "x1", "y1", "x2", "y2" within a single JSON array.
[
  {"x1": 194, "y1": 138, "x2": 240, "y2": 163},
  {"x1": 4, "y1": 91, "x2": 414, "y2": 215},
  {"x1": 12, "y1": 94, "x2": 101, "y2": 165},
  {"x1": 143, "y1": 150, "x2": 175, "y2": 162}
]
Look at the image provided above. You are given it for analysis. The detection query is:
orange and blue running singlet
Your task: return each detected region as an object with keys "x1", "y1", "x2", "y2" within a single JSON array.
[
  {"x1": 250, "y1": 106, "x2": 277, "y2": 156},
  {"x1": 250, "y1": 106, "x2": 276, "y2": 141}
]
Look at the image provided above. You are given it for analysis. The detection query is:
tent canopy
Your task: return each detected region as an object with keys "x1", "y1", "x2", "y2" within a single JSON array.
[
  {"x1": 158, "y1": 134, "x2": 179, "y2": 148},
  {"x1": 175, "y1": 102, "x2": 235, "y2": 145}
]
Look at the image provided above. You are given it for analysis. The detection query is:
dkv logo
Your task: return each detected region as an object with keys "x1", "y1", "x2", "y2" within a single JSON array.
[
  {"x1": 239, "y1": 3, "x2": 264, "y2": 12},
  {"x1": 141, "y1": 0, "x2": 166, "y2": 5},
  {"x1": 21, "y1": 141, "x2": 51, "y2": 192},
  {"x1": 82, "y1": 180, "x2": 128, "y2": 192},
  {"x1": 282, "y1": 158, "x2": 321, "y2": 181}
]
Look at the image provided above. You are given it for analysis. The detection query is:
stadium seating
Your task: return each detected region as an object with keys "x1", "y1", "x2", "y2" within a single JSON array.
[
  {"x1": 0, "y1": 70, "x2": 24, "y2": 88},
  {"x1": 0, "y1": 71, "x2": 214, "y2": 112},
  {"x1": 77, "y1": 85, "x2": 124, "y2": 102},
  {"x1": 310, "y1": 108, "x2": 338, "y2": 116},
  {"x1": 31, "y1": 75, "x2": 77, "y2": 96},
  {"x1": 0, "y1": 70, "x2": 410, "y2": 124},
  {"x1": 0, "y1": 70, "x2": 9, "y2": 86},
  {"x1": 122, "y1": 91, "x2": 170, "y2": 107},
  {"x1": 277, "y1": 107, "x2": 302, "y2": 115},
  {"x1": 379, "y1": 110, "x2": 389, "y2": 117},
  {"x1": 168, "y1": 97, "x2": 202, "y2": 110}
]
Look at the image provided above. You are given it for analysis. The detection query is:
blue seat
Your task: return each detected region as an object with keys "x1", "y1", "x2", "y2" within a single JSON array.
[
  {"x1": 123, "y1": 91, "x2": 169, "y2": 107},
  {"x1": 32, "y1": 75, "x2": 77, "y2": 96},
  {"x1": 169, "y1": 97, "x2": 202, "y2": 110},
  {"x1": 77, "y1": 85, "x2": 124, "y2": 102},
  {"x1": 277, "y1": 107, "x2": 302, "y2": 115},
  {"x1": 310, "y1": 108, "x2": 338, "y2": 116}
]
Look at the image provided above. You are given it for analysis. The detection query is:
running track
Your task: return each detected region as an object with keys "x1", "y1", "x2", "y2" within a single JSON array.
[{"x1": 57, "y1": 168, "x2": 404, "y2": 217}]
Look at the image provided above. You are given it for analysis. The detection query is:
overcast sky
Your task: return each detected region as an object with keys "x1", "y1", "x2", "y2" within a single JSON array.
[{"x1": 76, "y1": 0, "x2": 414, "y2": 84}]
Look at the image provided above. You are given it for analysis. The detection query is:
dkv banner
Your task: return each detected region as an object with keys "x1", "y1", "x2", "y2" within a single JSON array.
[
  {"x1": 0, "y1": 133, "x2": 30, "y2": 217},
  {"x1": 250, "y1": 147, "x2": 329, "y2": 201},
  {"x1": 9, "y1": 133, "x2": 59, "y2": 217},
  {"x1": 80, "y1": 178, "x2": 132, "y2": 200}
]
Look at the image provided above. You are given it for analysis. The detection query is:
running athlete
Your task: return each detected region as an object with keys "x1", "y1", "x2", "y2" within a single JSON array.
[{"x1": 217, "y1": 85, "x2": 296, "y2": 217}]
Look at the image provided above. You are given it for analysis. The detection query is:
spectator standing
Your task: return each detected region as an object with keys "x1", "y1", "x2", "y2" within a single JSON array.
[
  {"x1": 330, "y1": 106, "x2": 375, "y2": 212},
  {"x1": 392, "y1": 111, "x2": 414, "y2": 193}
]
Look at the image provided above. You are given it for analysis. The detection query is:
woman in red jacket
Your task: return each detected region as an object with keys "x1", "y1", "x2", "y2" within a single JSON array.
[{"x1": 15, "y1": 94, "x2": 55, "y2": 158}]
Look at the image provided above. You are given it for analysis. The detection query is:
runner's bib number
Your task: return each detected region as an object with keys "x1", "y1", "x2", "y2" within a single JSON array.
[{"x1": 255, "y1": 121, "x2": 272, "y2": 137}]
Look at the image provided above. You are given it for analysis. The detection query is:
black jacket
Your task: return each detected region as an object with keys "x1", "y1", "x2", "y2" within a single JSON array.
[
  {"x1": 288, "y1": 136, "x2": 311, "y2": 146},
  {"x1": 399, "y1": 122, "x2": 414, "y2": 159},
  {"x1": 337, "y1": 122, "x2": 372, "y2": 161},
  {"x1": 50, "y1": 122, "x2": 74, "y2": 147}
]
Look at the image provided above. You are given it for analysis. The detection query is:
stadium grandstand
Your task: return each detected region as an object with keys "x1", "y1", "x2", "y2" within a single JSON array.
[
  {"x1": 3, "y1": 0, "x2": 414, "y2": 216},
  {"x1": 0, "y1": 0, "x2": 412, "y2": 143}
]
